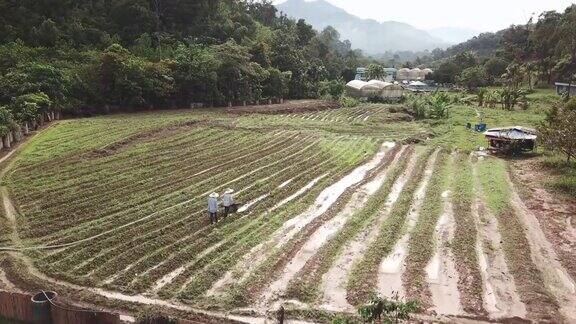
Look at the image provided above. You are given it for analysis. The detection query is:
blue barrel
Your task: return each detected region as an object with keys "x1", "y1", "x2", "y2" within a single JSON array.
[{"x1": 31, "y1": 291, "x2": 56, "y2": 324}]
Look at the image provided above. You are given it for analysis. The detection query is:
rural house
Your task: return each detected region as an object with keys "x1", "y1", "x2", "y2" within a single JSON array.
[
  {"x1": 555, "y1": 82, "x2": 576, "y2": 96},
  {"x1": 484, "y1": 126, "x2": 538, "y2": 153}
]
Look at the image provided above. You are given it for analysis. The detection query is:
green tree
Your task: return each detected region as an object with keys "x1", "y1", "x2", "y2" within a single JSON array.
[
  {"x1": 457, "y1": 66, "x2": 488, "y2": 91},
  {"x1": 10, "y1": 92, "x2": 51, "y2": 123},
  {"x1": 539, "y1": 98, "x2": 576, "y2": 163},
  {"x1": 0, "y1": 63, "x2": 68, "y2": 109},
  {"x1": 484, "y1": 57, "x2": 509, "y2": 81},
  {"x1": 172, "y1": 44, "x2": 220, "y2": 105},
  {"x1": 31, "y1": 19, "x2": 60, "y2": 47},
  {"x1": 365, "y1": 64, "x2": 386, "y2": 80},
  {"x1": 0, "y1": 107, "x2": 14, "y2": 138}
]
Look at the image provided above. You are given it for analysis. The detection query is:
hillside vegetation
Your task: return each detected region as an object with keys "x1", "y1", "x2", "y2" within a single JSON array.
[{"x1": 0, "y1": 0, "x2": 371, "y2": 141}]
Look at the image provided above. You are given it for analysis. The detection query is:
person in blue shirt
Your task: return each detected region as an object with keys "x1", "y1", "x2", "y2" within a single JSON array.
[{"x1": 208, "y1": 192, "x2": 219, "y2": 224}]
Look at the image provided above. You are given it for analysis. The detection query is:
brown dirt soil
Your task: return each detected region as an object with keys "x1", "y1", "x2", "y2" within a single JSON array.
[
  {"x1": 245, "y1": 145, "x2": 404, "y2": 304},
  {"x1": 506, "y1": 170, "x2": 576, "y2": 323},
  {"x1": 474, "y1": 199, "x2": 526, "y2": 320},
  {"x1": 225, "y1": 100, "x2": 341, "y2": 115},
  {"x1": 510, "y1": 159, "x2": 576, "y2": 283}
]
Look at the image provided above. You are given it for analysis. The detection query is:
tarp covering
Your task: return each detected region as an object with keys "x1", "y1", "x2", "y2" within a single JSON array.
[
  {"x1": 484, "y1": 126, "x2": 538, "y2": 140},
  {"x1": 367, "y1": 80, "x2": 392, "y2": 88},
  {"x1": 409, "y1": 81, "x2": 427, "y2": 86}
]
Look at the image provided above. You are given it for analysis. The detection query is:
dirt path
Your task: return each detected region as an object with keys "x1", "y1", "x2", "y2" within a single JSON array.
[
  {"x1": 0, "y1": 269, "x2": 21, "y2": 292},
  {"x1": 424, "y1": 188, "x2": 464, "y2": 316},
  {"x1": 511, "y1": 159, "x2": 576, "y2": 283},
  {"x1": 318, "y1": 146, "x2": 414, "y2": 312},
  {"x1": 506, "y1": 173, "x2": 576, "y2": 323},
  {"x1": 377, "y1": 150, "x2": 439, "y2": 299},
  {"x1": 207, "y1": 143, "x2": 395, "y2": 298}
]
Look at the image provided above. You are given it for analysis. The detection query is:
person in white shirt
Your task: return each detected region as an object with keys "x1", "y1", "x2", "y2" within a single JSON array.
[
  {"x1": 222, "y1": 188, "x2": 235, "y2": 218},
  {"x1": 208, "y1": 192, "x2": 219, "y2": 224}
]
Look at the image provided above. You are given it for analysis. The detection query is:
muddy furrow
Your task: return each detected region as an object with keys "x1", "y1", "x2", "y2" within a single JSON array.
[
  {"x1": 376, "y1": 150, "x2": 439, "y2": 299},
  {"x1": 207, "y1": 143, "x2": 395, "y2": 299},
  {"x1": 424, "y1": 188, "x2": 464, "y2": 316},
  {"x1": 472, "y1": 197, "x2": 526, "y2": 319},
  {"x1": 506, "y1": 173, "x2": 576, "y2": 323},
  {"x1": 318, "y1": 146, "x2": 414, "y2": 312},
  {"x1": 254, "y1": 144, "x2": 403, "y2": 309}
]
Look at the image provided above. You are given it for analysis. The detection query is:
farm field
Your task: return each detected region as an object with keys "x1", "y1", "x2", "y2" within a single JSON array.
[{"x1": 1, "y1": 99, "x2": 576, "y2": 323}]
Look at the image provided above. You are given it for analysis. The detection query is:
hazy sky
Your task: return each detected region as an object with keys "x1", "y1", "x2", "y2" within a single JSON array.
[{"x1": 273, "y1": 0, "x2": 575, "y2": 32}]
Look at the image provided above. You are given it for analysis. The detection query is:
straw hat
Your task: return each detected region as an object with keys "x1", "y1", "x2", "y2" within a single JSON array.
[
  {"x1": 209, "y1": 192, "x2": 219, "y2": 198},
  {"x1": 224, "y1": 188, "x2": 234, "y2": 194}
]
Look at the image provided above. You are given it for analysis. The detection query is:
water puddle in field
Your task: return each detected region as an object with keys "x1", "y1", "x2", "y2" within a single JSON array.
[
  {"x1": 208, "y1": 143, "x2": 394, "y2": 297},
  {"x1": 207, "y1": 173, "x2": 329, "y2": 297},
  {"x1": 278, "y1": 179, "x2": 294, "y2": 189},
  {"x1": 259, "y1": 144, "x2": 399, "y2": 307},
  {"x1": 150, "y1": 242, "x2": 222, "y2": 294},
  {"x1": 425, "y1": 189, "x2": 464, "y2": 316},
  {"x1": 269, "y1": 174, "x2": 329, "y2": 213},
  {"x1": 238, "y1": 195, "x2": 269, "y2": 213},
  {"x1": 472, "y1": 163, "x2": 527, "y2": 319},
  {"x1": 275, "y1": 142, "x2": 394, "y2": 245},
  {"x1": 378, "y1": 150, "x2": 438, "y2": 299},
  {"x1": 102, "y1": 264, "x2": 133, "y2": 285},
  {"x1": 320, "y1": 147, "x2": 412, "y2": 311}
]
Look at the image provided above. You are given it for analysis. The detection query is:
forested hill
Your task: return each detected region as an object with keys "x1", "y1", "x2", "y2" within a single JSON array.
[
  {"x1": 0, "y1": 0, "x2": 369, "y2": 125},
  {"x1": 426, "y1": 5, "x2": 576, "y2": 88}
]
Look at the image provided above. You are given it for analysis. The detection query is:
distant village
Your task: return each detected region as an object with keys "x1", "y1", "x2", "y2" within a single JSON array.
[{"x1": 346, "y1": 67, "x2": 435, "y2": 100}]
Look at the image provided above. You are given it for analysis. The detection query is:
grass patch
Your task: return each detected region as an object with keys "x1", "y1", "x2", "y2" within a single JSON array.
[
  {"x1": 541, "y1": 155, "x2": 576, "y2": 197},
  {"x1": 451, "y1": 153, "x2": 484, "y2": 314}
]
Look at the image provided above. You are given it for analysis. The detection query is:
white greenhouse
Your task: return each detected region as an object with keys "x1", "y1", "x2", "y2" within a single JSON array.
[{"x1": 346, "y1": 80, "x2": 404, "y2": 99}]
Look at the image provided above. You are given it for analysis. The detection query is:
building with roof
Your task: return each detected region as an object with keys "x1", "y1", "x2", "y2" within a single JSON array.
[
  {"x1": 355, "y1": 68, "x2": 367, "y2": 81},
  {"x1": 555, "y1": 82, "x2": 576, "y2": 96},
  {"x1": 484, "y1": 126, "x2": 537, "y2": 153}
]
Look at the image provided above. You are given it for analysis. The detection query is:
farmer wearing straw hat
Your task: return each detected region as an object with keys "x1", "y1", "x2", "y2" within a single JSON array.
[
  {"x1": 208, "y1": 192, "x2": 219, "y2": 224},
  {"x1": 222, "y1": 188, "x2": 235, "y2": 218}
]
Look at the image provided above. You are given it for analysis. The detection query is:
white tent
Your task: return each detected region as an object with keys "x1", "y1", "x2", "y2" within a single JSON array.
[{"x1": 346, "y1": 80, "x2": 404, "y2": 99}]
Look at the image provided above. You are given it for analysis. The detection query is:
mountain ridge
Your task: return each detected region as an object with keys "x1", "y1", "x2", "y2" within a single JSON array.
[{"x1": 276, "y1": 0, "x2": 448, "y2": 54}]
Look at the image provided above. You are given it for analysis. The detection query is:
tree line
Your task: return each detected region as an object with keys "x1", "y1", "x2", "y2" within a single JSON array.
[
  {"x1": 0, "y1": 0, "x2": 371, "y2": 144},
  {"x1": 427, "y1": 5, "x2": 576, "y2": 93}
]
